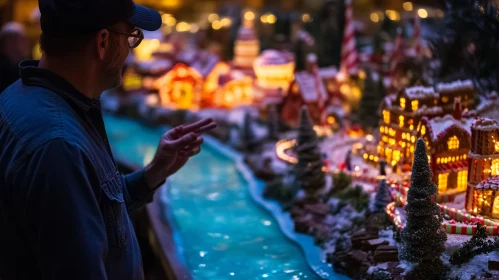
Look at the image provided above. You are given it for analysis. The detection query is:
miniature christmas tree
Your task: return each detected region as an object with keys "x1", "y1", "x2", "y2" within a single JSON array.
[
  {"x1": 399, "y1": 138, "x2": 447, "y2": 279},
  {"x1": 267, "y1": 104, "x2": 279, "y2": 141},
  {"x1": 294, "y1": 107, "x2": 326, "y2": 197},
  {"x1": 374, "y1": 179, "x2": 392, "y2": 213},
  {"x1": 357, "y1": 69, "x2": 382, "y2": 130}
]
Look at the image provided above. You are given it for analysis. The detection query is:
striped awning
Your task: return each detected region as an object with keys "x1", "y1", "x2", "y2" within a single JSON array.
[{"x1": 435, "y1": 161, "x2": 468, "y2": 174}]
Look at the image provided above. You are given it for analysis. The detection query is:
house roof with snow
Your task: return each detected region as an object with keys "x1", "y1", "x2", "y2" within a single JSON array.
[
  {"x1": 294, "y1": 71, "x2": 328, "y2": 103},
  {"x1": 422, "y1": 114, "x2": 474, "y2": 142},
  {"x1": 471, "y1": 117, "x2": 499, "y2": 131},
  {"x1": 476, "y1": 176, "x2": 499, "y2": 190},
  {"x1": 402, "y1": 86, "x2": 438, "y2": 100},
  {"x1": 437, "y1": 80, "x2": 474, "y2": 94},
  {"x1": 190, "y1": 51, "x2": 221, "y2": 78}
]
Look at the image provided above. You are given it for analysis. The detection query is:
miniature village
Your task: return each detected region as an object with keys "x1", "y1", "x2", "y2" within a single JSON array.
[{"x1": 97, "y1": 0, "x2": 499, "y2": 279}]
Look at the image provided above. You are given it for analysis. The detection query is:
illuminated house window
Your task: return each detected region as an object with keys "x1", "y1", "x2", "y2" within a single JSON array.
[
  {"x1": 383, "y1": 110, "x2": 390, "y2": 123},
  {"x1": 492, "y1": 159, "x2": 499, "y2": 176},
  {"x1": 495, "y1": 141, "x2": 499, "y2": 152},
  {"x1": 411, "y1": 100, "x2": 418, "y2": 111},
  {"x1": 457, "y1": 170, "x2": 468, "y2": 192},
  {"x1": 400, "y1": 97, "x2": 406, "y2": 109},
  {"x1": 442, "y1": 96, "x2": 449, "y2": 103},
  {"x1": 421, "y1": 125, "x2": 426, "y2": 135},
  {"x1": 438, "y1": 173, "x2": 449, "y2": 193},
  {"x1": 447, "y1": 136, "x2": 459, "y2": 150},
  {"x1": 399, "y1": 115, "x2": 404, "y2": 127}
]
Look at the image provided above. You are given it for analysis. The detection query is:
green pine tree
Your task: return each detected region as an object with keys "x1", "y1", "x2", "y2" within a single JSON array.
[
  {"x1": 400, "y1": 138, "x2": 448, "y2": 279},
  {"x1": 374, "y1": 179, "x2": 392, "y2": 213},
  {"x1": 294, "y1": 107, "x2": 325, "y2": 197},
  {"x1": 357, "y1": 69, "x2": 382, "y2": 130}
]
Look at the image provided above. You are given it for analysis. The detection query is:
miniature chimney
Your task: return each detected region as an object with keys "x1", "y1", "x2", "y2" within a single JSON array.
[
  {"x1": 453, "y1": 97, "x2": 462, "y2": 120},
  {"x1": 306, "y1": 53, "x2": 318, "y2": 74}
]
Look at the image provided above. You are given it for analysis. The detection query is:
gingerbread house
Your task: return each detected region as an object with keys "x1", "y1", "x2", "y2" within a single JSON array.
[
  {"x1": 282, "y1": 54, "x2": 328, "y2": 126},
  {"x1": 153, "y1": 63, "x2": 203, "y2": 110},
  {"x1": 465, "y1": 118, "x2": 499, "y2": 217},
  {"x1": 213, "y1": 70, "x2": 254, "y2": 108},
  {"x1": 233, "y1": 20, "x2": 259, "y2": 71},
  {"x1": 418, "y1": 106, "x2": 474, "y2": 194},
  {"x1": 436, "y1": 80, "x2": 476, "y2": 113}
]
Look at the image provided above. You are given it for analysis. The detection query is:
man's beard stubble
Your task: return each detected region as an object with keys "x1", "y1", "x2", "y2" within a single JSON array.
[{"x1": 104, "y1": 45, "x2": 123, "y2": 89}]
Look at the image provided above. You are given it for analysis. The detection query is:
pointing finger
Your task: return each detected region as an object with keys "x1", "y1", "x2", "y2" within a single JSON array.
[
  {"x1": 182, "y1": 118, "x2": 214, "y2": 134},
  {"x1": 194, "y1": 122, "x2": 218, "y2": 134}
]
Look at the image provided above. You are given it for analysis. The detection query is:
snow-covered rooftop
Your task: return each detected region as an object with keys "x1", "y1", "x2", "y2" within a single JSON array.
[
  {"x1": 476, "y1": 176, "x2": 499, "y2": 190},
  {"x1": 254, "y1": 49, "x2": 294, "y2": 66},
  {"x1": 190, "y1": 51, "x2": 221, "y2": 77},
  {"x1": 425, "y1": 114, "x2": 474, "y2": 141},
  {"x1": 404, "y1": 86, "x2": 438, "y2": 100},
  {"x1": 437, "y1": 79, "x2": 474, "y2": 93},
  {"x1": 471, "y1": 117, "x2": 499, "y2": 131},
  {"x1": 413, "y1": 105, "x2": 443, "y2": 116}
]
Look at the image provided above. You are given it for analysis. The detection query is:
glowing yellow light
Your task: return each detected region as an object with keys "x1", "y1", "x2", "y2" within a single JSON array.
[
  {"x1": 437, "y1": 158, "x2": 441, "y2": 164},
  {"x1": 448, "y1": 136, "x2": 459, "y2": 150},
  {"x1": 244, "y1": 11, "x2": 255, "y2": 21},
  {"x1": 421, "y1": 125, "x2": 426, "y2": 135},
  {"x1": 302, "y1": 13, "x2": 311, "y2": 22},
  {"x1": 164, "y1": 16, "x2": 177, "y2": 27},
  {"x1": 409, "y1": 124, "x2": 414, "y2": 130},
  {"x1": 380, "y1": 127, "x2": 385, "y2": 133},
  {"x1": 221, "y1": 17, "x2": 232, "y2": 27},
  {"x1": 212, "y1": 20, "x2": 222, "y2": 30},
  {"x1": 366, "y1": 135, "x2": 373, "y2": 141},
  {"x1": 383, "y1": 110, "x2": 390, "y2": 123},
  {"x1": 385, "y1": 10, "x2": 400, "y2": 21},
  {"x1": 370, "y1": 13, "x2": 379, "y2": 23},
  {"x1": 176, "y1": 22, "x2": 191, "y2": 32},
  {"x1": 403, "y1": 2, "x2": 413, "y2": 11},
  {"x1": 260, "y1": 15, "x2": 268, "y2": 23},
  {"x1": 400, "y1": 97, "x2": 406, "y2": 109},
  {"x1": 369, "y1": 155, "x2": 374, "y2": 160},
  {"x1": 208, "y1": 13, "x2": 219, "y2": 23},
  {"x1": 411, "y1": 100, "x2": 418, "y2": 111},
  {"x1": 418, "y1": 9, "x2": 428, "y2": 18},
  {"x1": 363, "y1": 153, "x2": 368, "y2": 159},
  {"x1": 267, "y1": 14, "x2": 277, "y2": 24},
  {"x1": 399, "y1": 115, "x2": 404, "y2": 127}
]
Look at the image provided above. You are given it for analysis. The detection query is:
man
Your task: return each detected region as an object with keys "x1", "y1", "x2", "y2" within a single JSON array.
[
  {"x1": 0, "y1": 0, "x2": 216, "y2": 279},
  {"x1": 0, "y1": 22, "x2": 30, "y2": 92}
]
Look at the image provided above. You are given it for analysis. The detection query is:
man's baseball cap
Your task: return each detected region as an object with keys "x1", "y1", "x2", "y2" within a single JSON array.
[{"x1": 38, "y1": 0, "x2": 162, "y2": 37}]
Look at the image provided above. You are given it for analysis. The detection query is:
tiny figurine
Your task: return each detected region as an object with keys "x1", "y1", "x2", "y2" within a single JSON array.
[{"x1": 345, "y1": 149, "x2": 352, "y2": 171}]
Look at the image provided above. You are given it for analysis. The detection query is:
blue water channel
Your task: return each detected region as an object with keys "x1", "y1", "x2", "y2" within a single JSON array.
[{"x1": 104, "y1": 115, "x2": 319, "y2": 280}]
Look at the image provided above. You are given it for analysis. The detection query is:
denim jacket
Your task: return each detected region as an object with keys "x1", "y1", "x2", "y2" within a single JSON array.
[{"x1": 0, "y1": 60, "x2": 155, "y2": 279}]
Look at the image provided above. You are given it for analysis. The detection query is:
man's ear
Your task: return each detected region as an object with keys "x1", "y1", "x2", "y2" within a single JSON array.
[{"x1": 95, "y1": 29, "x2": 110, "y2": 61}]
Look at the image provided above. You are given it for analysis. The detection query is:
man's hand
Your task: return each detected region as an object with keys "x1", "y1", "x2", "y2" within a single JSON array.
[{"x1": 145, "y1": 118, "x2": 217, "y2": 189}]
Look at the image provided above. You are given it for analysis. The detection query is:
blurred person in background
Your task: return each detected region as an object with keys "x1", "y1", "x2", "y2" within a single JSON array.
[{"x1": 0, "y1": 22, "x2": 30, "y2": 92}]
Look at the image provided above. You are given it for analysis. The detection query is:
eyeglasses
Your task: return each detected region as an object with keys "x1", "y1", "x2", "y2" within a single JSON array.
[{"x1": 107, "y1": 28, "x2": 144, "y2": 49}]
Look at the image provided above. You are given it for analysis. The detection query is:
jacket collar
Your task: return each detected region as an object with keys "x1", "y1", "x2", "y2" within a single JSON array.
[{"x1": 19, "y1": 60, "x2": 99, "y2": 112}]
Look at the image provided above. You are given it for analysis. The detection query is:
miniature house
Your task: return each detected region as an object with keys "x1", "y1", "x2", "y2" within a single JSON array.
[
  {"x1": 153, "y1": 63, "x2": 203, "y2": 110},
  {"x1": 374, "y1": 81, "x2": 477, "y2": 168},
  {"x1": 253, "y1": 49, "x2": 295, "y2": 103},
  {"x1": 466, "y1": 118, "x2": 499, "y2": 217},
  {"x1": 281, "y1": 54, "x2": 328, "y2": 126},
  {"x1": 418, "y1": 105, "x2": 474, "y2": 194},
  {"x1": 214, "y1": 71, "x2": 254, "y2": 108}
]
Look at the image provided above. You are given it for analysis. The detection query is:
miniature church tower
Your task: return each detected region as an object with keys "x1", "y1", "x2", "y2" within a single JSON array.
[{"x1": 233, "y1": 11, "x2": 260, "y2": 70}]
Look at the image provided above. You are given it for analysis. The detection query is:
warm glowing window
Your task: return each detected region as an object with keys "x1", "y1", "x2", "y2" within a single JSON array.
[
  {"x1": 437, "y1": 158, "x2": 441, "y2": 164},
  {"x1": 438, "y1": 173, "x2": 449, "y2": 193},
  {"x1": 421, "y1": 125, "x2": 426, "y2": 135},
  {"x1": 383, "y1": 110, "x2": 390, "y2": 123},
  {"x1": 400, "y1": 97, "x2": 406, "y2": 109},
  {"x1": 457, "y1": 170, "x2": 468, "y2": 192},
  {"x1": 123, "y1": 72, "x2": 143, "y2": 91},
  {"x1": 447, "y1": 136, "x2": 459, "y2": 150},
  {"x1": 411, "y1": 100, "x2": 418, "y2": 111},
  {"x1": 411, "y1": 136, "x2": 416, "y2": 143},
  {"x1": 442, "y1": 96, "x2": 449, "y2": 103},
  {"x1": 399, "y1": 115, "x2": 404, "y2": 127},
  {"x1": 380, "y1": 126, "x2": 385, "y2": 133},
  {"x1": 495, "y1": 141, "x2": 499, "y2": 152},
  {"x1": 410, "y1": 125, "x2": 414, "y2": 130},
  {"x1": 492, "y1": 159, "x2": 499, "y2": 176}
]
